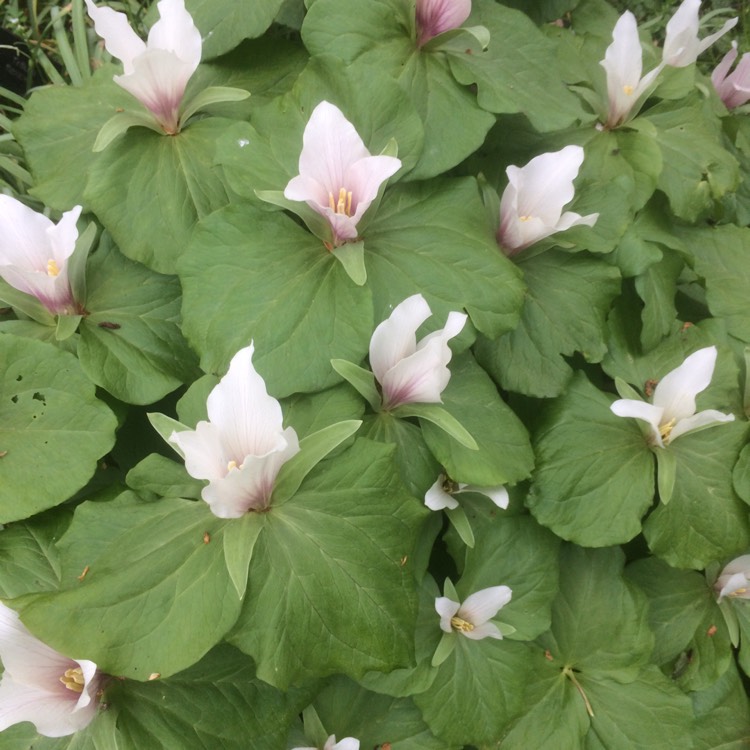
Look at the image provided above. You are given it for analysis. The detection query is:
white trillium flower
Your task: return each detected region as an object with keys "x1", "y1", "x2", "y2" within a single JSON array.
[
  {"x1": 369, "y1": 294, "x2": 467, "y2": 410},
  {"x1": 425, "y1": 473, "x2": 509, "y2": 511},
  {"x1": 600, "y1": 12, "x2": 664, "y2": 128},
  {"x1": 170, "y1": 344, "x2": 300, "y2": 518},
  {"x1": 497, "y1": 146, "x2": 598, "y2": 255},
  {"x1": 435, "y1": 586, "x2": 512, "y2": 640},
  {"x1": 715, "y1": 555, "x2": 750, "y2": 600},
  {"x1": 85, "y1": 0, "x2": 201, "y2": 134},
  {"x1": 415, "y1": 0, "x2": 472, "y2": 46},
  {"x1": 0, "y1": 196, "x2": 81, "y2": 316},
  {"x1": 662, "y1": 0, "x2": 737, "y2": 68},
  {"x1": 0, "y1": 603, "x2": 102, "y2": 737},
  {"x1": 293, "y1": 735, "x2": 360, "y2": 750},
  {"x1": 610, "y1": 346, "x2": 734, "y2": 448},
  {"x1": 712, "y1": 42, "x2": 750, "y2": 109},
  {"x1": 284, "y1": 101, "x2": 402, "y2": 247}
]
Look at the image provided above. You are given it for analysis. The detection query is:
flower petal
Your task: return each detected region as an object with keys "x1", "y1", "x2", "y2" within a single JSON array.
[
  {"x1": 147, "y1": 0, "x2": 201, "y2": 70},
  {"x1": 458, "y1": 585, "x2": 512, "y2": 626},
  {"x1": 652, "y1": 346, "x2": 717, "y2": 422},
  {"x1": 717, "y1": 571, "x2": 750, "y2": 600},
  {"x1": 47, "y1": 206, "x2": 82, "y2": 265},
  {"x1": 85, "y1": 0, "x2": 146, "y2": 74},
  {"x1": 331, "y1": 738, "x2": 360, "y2": 750},
  {"x1": 416, "y1": 0, "x2": 472, "y2": 45},
  {"x1": 712, "y1": 41, "x2": 739, "y2": 91},
  {"x1": 169, "y1": 421, "x2": 226, "y2": 483},
  {"x1": 0, "y1": 195, "x2": 55, "y2": 270},
  {"x1": 610, "y1": 398, "x2": 664, "y2": 446},
  {"x1": 345, "y1": 154, "x2": 402, "y2": 223},
  {"x1": 424, "y1": 476, "x2": 459, "y2": 510},
  {"x1": 462, "y1": 621, "x2": 503, "y2": 640},
  {"x1": 434, "y1": 596, "x2": 461, "y2": 633},
  {"x1": 668, "y1": 409, "x2": 734, "y2": 443},
  {"x1": 459, "y1": 484, "x2": 509, "y2": 509}
]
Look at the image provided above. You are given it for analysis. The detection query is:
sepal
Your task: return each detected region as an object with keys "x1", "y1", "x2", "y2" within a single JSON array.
[
  {"x1": 93, "y1": 111, "x2": 163, "y2": 152},
  {"x1": 179, "y1": 86, "x2": 250, "y2": 125},
  {"x1": 431, "y1": 631, "x2": 456, "y2": 667},
  {"x1": 446, "y1": 505, "x2": 474, "y2": 548},
  {"x1": 331, "y1": 359, "x2": 380, "y2": 410},
  {"x1": 332, "y1": 240, "x2": 367, "y2": 285},
  {"x1": 391, "y1": 403, "x2": 478, "y2": 450},
  {"x1": 223, "y1": 513, "x2": 265, "y2": 599},
  {"x1": 655, "y1": 446, "x2": 677, "y2": 504}
]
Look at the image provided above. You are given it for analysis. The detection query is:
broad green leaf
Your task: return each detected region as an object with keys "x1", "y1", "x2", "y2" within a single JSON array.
[
  {"x1": 0, "y1": 334, "x2": 117, "y2": 523},
  {"x1": 644, "y1": 421, "x2": 750, "y2": 570},
  {"x1": 417, "y1": 352, "x2": 533, "y2": 485},
  {"x1": 528, "y1": 373, "x2": 655, "y2": 546},
  {"x1": 281, "y1": 383, "x2": 366, "y2": 441},
  {"x1": 178, "y1": 203, "x2": 373, "y2": 396},
  {"x1": 475, "y1": 250, "x2": 621, "y2": 398},
  {"x1": 734, "y1": 443, "x2": 750, "y2": 505},
  {"x1": 635, "y1": 248, "x2": 684, "y2": 351},
  {"x1": 17, "y1": 494, "x2": 242, "y2": 679},
  {"x1": 228, "y1": 440, "x2": 427, "y2": 689},
  {"x1": 78, "y1": 239, "x2": 199, "y2": 404},
  {"x1": 84, "y1": 118, "x2": 233, "y2": 274},
  {"x1": 125, "y1": 453, "x2": 203, "y2": 501}
]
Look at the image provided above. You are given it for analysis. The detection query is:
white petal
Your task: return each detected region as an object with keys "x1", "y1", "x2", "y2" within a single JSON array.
[
  {"x1": 696, "y1": 17, "x2": 738, "y2": 58},
  {"x1": 434, "y1": 597, "x2": 460, "y2": 633},
  {"x1": 652, "y1": 346, "x2": 717, "y2": 421},
  {"x1": 600, "y1": 12, "x2": 644, "y2": 125},
  {"x1": 717, "y1": 571, "x2": 750, "y2": 600},
  {"x1": 459, "y1": 484, "x2": 509, "y2": 509},
  {"x1": 610, "y1": 398, "x2": 664, "y2": 446},
  {"x1": 662, "y1": 0, "x2": 700, "y2": 66},
  {"x1": 331, "y1": 738, "x2": 360, "y2": 750},
  {"x1": 720, "y1": 554, "x2": 750, "y2": 577},
  {"x1": 554, "y1": 210, "x2": 599, "y2": 233},
  {"x1": 424, "y1": 476, "x2": 459, "y2": 510},
  {"x1": 462, "y1": 621, "x2": 503, "y2": 640},
  {"x1": 0, "y1": 195, "x2": 55, "y2": 270},
  {"x1": 668, "y1": 409, "x2": 734, "y2": 443},
  {"x1": 169, "y1": 421, "x2": 226, "y2": 483},
  {"x1": 148, "y1": 0, "x2": 201, "y2": 70},
  {"x1": 458, "y1": 585, "x2": 512, "y2": 626},
  {"x1": 369, "y1": 294, "x2": 431, "y2": 385},
  {"x1": 711, "y1": 41, "x2": 738, "y2": 90},
  {"x1": 85, "y1": 0, "x2": 145, "y2": 74},
  {"x1": 345, "y1": 154, "x2": 401, "y2": 223},
  {"x1": 47, "y1": 206, "x2": 82, "y2": 265}
]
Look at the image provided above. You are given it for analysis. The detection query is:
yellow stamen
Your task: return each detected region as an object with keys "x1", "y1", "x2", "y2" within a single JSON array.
[
  {"x1": 623, "y1": 84, "x2": 634, "y2": 96},
  {"x1": 328, "y1": 188, "x2": 354, "y2": 216},
  {"x1": 442, "y1": 477, "x2": 460, "y2": 494},
  {"x1": 47, "y1": 259, "x2": 60, "y2": 277},
  {"x1": 60, "y1": 667, "x2": 85, "y2": 693},
  {"x1": 519, "y1": 215, "x2": 532, "y2": 222},
  {"x1": 730, "y1": 587, "x2": 748, "y2": 596},
  {"x1": 450, "y1": 615, "x2": 475, "y2": 633},
  {"x1": 659, "y1": 418, "x2": 677, "y2": 442},
  {"x1": 227, "y1": 460, "x2": 238, "y2": 472}
]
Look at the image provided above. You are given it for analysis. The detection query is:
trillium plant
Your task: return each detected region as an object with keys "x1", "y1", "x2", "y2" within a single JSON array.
[{"x1": 2, "y1": 0, "x2": 750, "y2": 746}]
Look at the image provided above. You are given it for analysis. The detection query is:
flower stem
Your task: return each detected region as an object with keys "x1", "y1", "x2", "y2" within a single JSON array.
[{"x1": 563, "y1": 665, "x2": 594, "y2": 717}]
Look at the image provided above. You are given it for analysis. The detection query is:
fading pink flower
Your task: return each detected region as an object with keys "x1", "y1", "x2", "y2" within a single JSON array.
[
  {"x1": 369, "y1": 294, "x2": 466, "y2": 411},
  {"x1": 715, "y1": 555, "x2": 750, "y2": 600},
  {"x1": 497, "y1": 146, "x2": 598, "y2": 255},
  {"x1": 0, "y1": 603, "x2": 102, "y2": 737},
  {"x1": 170, "y1": 344, "x2": 300, "y2": 518},
  {"x1": 85, "y1": 0, "x2": 201, "y2": 134},
  {"x1": 662, "y1": 0, "x2": 737, "y2": 68},
  {"x1": 712, "y1": 42, "x2": 750, "y2": 108},
  {"x1": 435, "y1": 585, "x2": 512, "y2": 640},
  {"x1": 0, "y1": 196, "x2": 81, "y2": 315},
  {"x1": 284, "y1": 101, "x2": 401, "y2": 247},
  {"x1": 416, "y1": 0, "x2": 471, "y2": 46}
]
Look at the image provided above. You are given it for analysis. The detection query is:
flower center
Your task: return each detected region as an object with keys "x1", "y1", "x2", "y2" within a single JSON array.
[
  {"x1": 442, "y1": 477, "x2": 460, "y2": 494},
  {"x1": 659, "y1": 417, "x2": 677, "y2": 443},
  {"x1": 730, "y1": 587, "x2": 748, "y2": 597},
  {"x1": 450, "y1": 615, "x2": 474, "y2": 633},
  {"x1": 328, "y1": 187, "x2": 353, "y2": 216},
  {"x1": 59, "y1": 667, "x2": 85, "y2": 693},
  {"x1": 623, "y1": 84, "x2": 635, "y2": 96},
  {"x1": 47, "y1": 259, "x2": 60, "y2": 277},
  {"x1": 227, "y1": 460, "x2": 239, "y2": 471},
  {"x1": 519, "y1": 215, "x2": 533, "y2": 222}
]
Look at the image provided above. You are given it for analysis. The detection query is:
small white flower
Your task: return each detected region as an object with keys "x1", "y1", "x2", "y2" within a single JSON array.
[
  {"x1": 662, "y1": 0, "x2": 737, "y2": 68},
  {"x1": 715, "y1": 555, "x2": 750, "y2": 600},
  {"x1": 170, "y1": 344, "x2": 300, "y2": 518},
  {"x1": 425, "y1": 473, "x2": 508, "y2": 511},
  {"x1": 293, "y1": 735, "x2": 360, "y2": 750},
  {"x1": 497, "y1": 146, "x2": 598, "y2": 255},
  {"x1": 435, "y1": 585, "x2": 512, "y2": 640},
  {"x1": 0, "y1": 603, "x2": 102, "y2": 737},
  {"x1": 610, "y1": 346, "x2": 734, "y2": 448},
  {"x1": 368, "y1": 294, "x2": 467, "y2": 410}
]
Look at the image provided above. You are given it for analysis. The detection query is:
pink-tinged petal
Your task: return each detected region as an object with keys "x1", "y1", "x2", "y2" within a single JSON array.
[
  {"x1": 345, "y1": 154, "x2": 402, "y2": 223},
  {"x1": 0, "y1": 195, "x2": 55, "y2": 270},
  {"x1": 435, "y1": 596, "x2": 461, "y2": 632},
  {"x1": 325, "y1": 211, "x2": 360, "y2": 245},
  {"x1": 284, "y1": 173, "x2": 330, "y2": 209},
  {"x1": 668, "y1": 409, "x2": 734, "y2": 443},
  {"x1": 462, "y1": 621, "x2": 503, "y2": 640},
  {"x1": 425, "y1": 476, "x2": 459, "y2": 510},
  {"x1": 169, "y1": 421, "x2": 226, "y2": 483},
  {"x1": 652, "y1": 346, "x2": 717, "y2": 422},
  {"x1": 369, "y1": 294, "x2": 431, "y2": 384},
  {"x1": 0, "y1": 267, "x2": 75, "y2": 315},
  {"x1": 147, "y1": 0, "x2": 201, "y2": 71},
  {"x1": 712, "y1": 41, "x2": 739, "y2": 90},
  {"x1": 85, "y1": 0, "x2": 145, "y2": 74},
  {"x1": 717, "y1": 571, "x2": 750, "y2": 600},
  {"x1": 416, "y1": 0, "x2": 472, "y2": 46},
  {"x1": 459, "y1": 484, "x2": 509, "y2": 509},
  {"x1": 610, "y1": 399, "x2": 664, "y2": 447},
  {"x1": 601, "y1": 12, "x2": 644, "y2": 126},
  {"x1": 458, "y1": 585, "x2": 512, "y2": 626}
]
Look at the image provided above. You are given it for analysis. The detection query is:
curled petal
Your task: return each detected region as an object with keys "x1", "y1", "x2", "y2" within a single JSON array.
[
  {"x1": 462, "y1": 621, "x2": 503, "y2": 640},
  {"x1": 434, "y1": 596, "x2": 461, "y2": 633},
  {"x1": 425, "y1": 476, "x2": 459, "y2": 510},
  {"x1": 663, "y1": 0, "x2": 737, "y2": 67},
  {"x1": 148, "y1": 0, "x2": 201, "y2": 71},
  {"x1": 84, "y1": 0, "x2": 145, "y2": 73},
  {"x1": 328, "y1": 737, "x2": 360, "y2": 750},
  {"x1": 416, "y1": 0, "x2": 472, "y2": 46},
  {"x1": 667, "y1": 409, "x2": 734, "y2": 443},
  {"x1": 716, "y1": 555, "x2": 750, "y2": 599},
  {"x1": 610, "y1": 398, "x2": 664, "y2": 446},
  {"x1": 458, "y1": 585, "x2": 512, "y2": 626},
  {"x1": 459, "y1": 483, "x2": 509, "y2": 509},
  {"x1": 170, "y1": 421, "x2": 227, "y2": 483},
  {"x1": 652, "y1": 346, "x2": 717, "y2": 422}
]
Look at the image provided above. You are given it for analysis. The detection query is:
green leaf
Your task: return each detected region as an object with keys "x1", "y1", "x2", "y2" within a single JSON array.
[
  {"x1": 0, "y1": 335, "x2": 117, "y2": 523},
  {"x1": 393, "y1": 403, "x2": 477, "y2": 450},
  {"x1": 78, "y1": 239, "x2": 199, "y2": 404},
  {"x1": 125, "y1": 453, "x2": 204, "y2": 501},
  {"x1": 222, "y1": 513, "x2": 265, "y2": 599},
  {"x1": 332, "y1": 240, "x2": 367, "y2": 285},
  {"x1": 733, "y1": 443, "x2": 750, "y2": 505},
  {"x1": 84, "y1": 118, "x2": 233, "y2": 274},
  {"x1": 529, "y1": 373, "x2": 655, "y2": 546},
  {"x1": 330, "y1": 359, "x2": 380, "y2": 410},
  {"x1": 475, "y1": 250, "x2": 621, "y2": 398},
  {"x1": 228, "y1": 440, "x2": 427, "y2": 688},
  {"x1": 147, "y1": 412, "x2": 191, "y2": 457},
  {"x1": 281, "y1": 383, "x2": 366, "y2": 441},
  {"x1": 445, "y1": 505, "x2": 474, "y2": 548},
  {"x1": 179, "y1": 203, "x2": 373, "y2": 396},
  {"x1": 635, "y1": 247, "x2": 684, "y2": 350},
  {"x1": 431, "y1": 631, "x2": 456, "y2": 667},
  {"x1": 17, "y1": 494, "x2": 242, "y2": 679}
]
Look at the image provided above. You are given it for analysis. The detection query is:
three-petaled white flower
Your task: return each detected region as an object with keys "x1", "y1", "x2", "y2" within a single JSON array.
[
  {"x1": 0, "y1": 603, "x2": 102, "y2": 737},
  {"x1": 0, "y1": 196, "x2": 82, "y2": 316},
  {"x1": 600, "y1": 11, "x2": 664, "y2": 128},
  {"x1": 662, "y1": 0, "x2": 737, "y2": 68},
  {"x1": 435, "y1": 586, "x2": 512, "y2": 640},
  {"x1": 170, "y1": 344, "x2": 300, "y2": 518},
  {"x1": 369, "y1": 294, "x2": 467, "y2": 411},
  {"x1": 415, "y1": 0, "x2": 471, "y2": 47},
  {"x1": 497, "y1": 145, "x2": 598, "y2": 255},
  {"x1": 425, "y1": 473, "x2": 508, "y2": 511},
  {"x1": 610, "y1": 346, "x2": 734, "y2": 448},
  {"x1": 293, "y1": 735, "x2": 360, "y2": 750},
  {"x1": 715, "y1": 555, "x2": 750, "y2": 601},
  {"x1": 284, "y1": 101, "x2": 402, "y2": 247},
  {"x1": 712, "y1": 42, "x2": 750, "y2": 109},
  {"x1": 85, "y1": 0, "x2": 201, "y2": 134}
]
